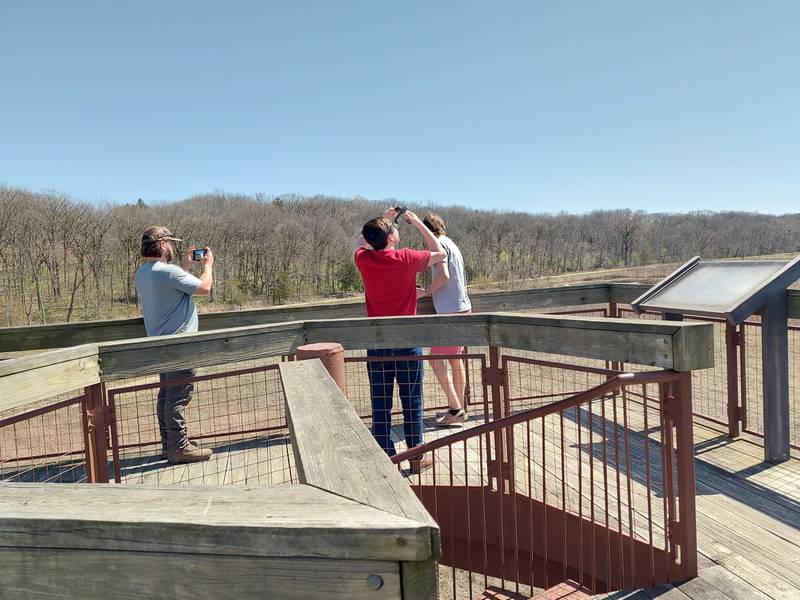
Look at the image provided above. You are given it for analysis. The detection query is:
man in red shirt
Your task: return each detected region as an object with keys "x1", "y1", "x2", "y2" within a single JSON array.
[{"x1": 355, "y1": 208, "x2": 447, "y2": 472}]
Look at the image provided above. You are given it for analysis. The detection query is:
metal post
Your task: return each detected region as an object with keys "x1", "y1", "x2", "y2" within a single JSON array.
[
  {"x1": 83, "y1": 382, "x2": 110, "y2": 483},
  {"x1": 725, "y1": 323, "x2": 740, "y2": 438},
  {"x1": 672, "y1": 372, "x2": 698, "y2": 580},
  {"x1": 484, "y1": 346, "x2": 512, "y2": 490},
  {"x1": 739, "y1": 325, "x2": 748, "y2": 432},
  {"x1": 761, "y1": 294, "x2": 790, "y2": 463},
  {"x1": 608, "y1": 302, "x2": 620, "y2": 371}
]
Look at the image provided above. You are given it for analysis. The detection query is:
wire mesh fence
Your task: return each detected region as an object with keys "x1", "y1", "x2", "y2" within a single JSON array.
[
  {"x1": 0, "y1": 357, "x2": 299, "y2": 486},
  {"x1": 108, "y1": 361, "x2": 295, "y2": 486},
  {"x1": 343, "y1": 350, "x2": 488, "y2": 418},
  {"x1": 741, "y1": 320, "x2": 800, "y2": 449},
  {"x1": 393, "y1": 371, "x2": 694, "y2": 598},
  {"x1": 619, "y1": 307, "x2": 733, "y2": 430},
  {"x1": 0, "y1": 394, "x2": 88, "y2": 483}
]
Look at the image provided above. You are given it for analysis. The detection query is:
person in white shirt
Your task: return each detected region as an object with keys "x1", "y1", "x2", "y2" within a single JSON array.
[{"x1": 417, "y1": 213, "x2": 472, "y2": 426}]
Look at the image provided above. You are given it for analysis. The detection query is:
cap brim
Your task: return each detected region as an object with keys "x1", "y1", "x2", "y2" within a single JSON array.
[{"x1": 163, "y1": 237, "x2": 182, "y2": 242}]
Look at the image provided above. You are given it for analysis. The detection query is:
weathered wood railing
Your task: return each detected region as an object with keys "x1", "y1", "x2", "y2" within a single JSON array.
[
  {"x1": 2, "y1": 281, "x2": 799, "y2": 354},
  {"x1": 1, "y1": 312, "x2": 714, "y2": 412},
  {"x1": 0, "y1": 358, "x2": 440, "y2": 599},
  {"x1": 0, "y1": 283, "x2": 646, "y2": 353},
  {"x1": 0, "y1": 305, "x2": 715, "y2": 599}
]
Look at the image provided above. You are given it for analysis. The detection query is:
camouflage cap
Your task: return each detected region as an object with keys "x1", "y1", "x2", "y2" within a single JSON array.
[{"x1": 141, "y1": 226, "x2": 182, "y2": 244}]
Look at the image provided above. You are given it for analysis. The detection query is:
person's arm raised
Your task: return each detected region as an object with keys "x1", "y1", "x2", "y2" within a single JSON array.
[{"x1": 403, "y1": 210, "x2": 446, "y2": 266}]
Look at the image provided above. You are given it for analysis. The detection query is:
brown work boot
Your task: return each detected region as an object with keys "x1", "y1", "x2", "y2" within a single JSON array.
[
  {"x1": 168, "y1": 443, "x2": 212, "y2": 464},
  {"x1": 159, "y1": 440, "x2": 200, "y2": 460},
  {"x1": 435, "y1": 408, "x2": 467, "y2": 426},
  {"x1": 409, "y1": 453, "x2": 433, "y2": 474}
]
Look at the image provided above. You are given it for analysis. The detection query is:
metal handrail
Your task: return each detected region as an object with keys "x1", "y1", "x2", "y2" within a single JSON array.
[{"x1": 391, "y1": 370, "x2": 681, "y2": 464}]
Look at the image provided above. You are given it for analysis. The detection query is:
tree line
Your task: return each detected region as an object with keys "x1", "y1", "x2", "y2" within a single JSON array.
[{"x1": 1, "y1": 183, "x2": 799, "y2": 327}]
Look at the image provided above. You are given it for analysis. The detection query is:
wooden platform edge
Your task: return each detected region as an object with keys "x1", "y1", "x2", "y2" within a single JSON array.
[
  {"x1": 0, "y1": 482, "x2": 431, "y2": 562},
  {"x1": 279, "y1": 359, "x2": 440, "y2": 559}
]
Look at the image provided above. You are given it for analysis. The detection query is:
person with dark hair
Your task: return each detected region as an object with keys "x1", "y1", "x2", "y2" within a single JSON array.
[
  {"x1": 419, "y1": 212, "x2": 472, "y2": 426},
  {"x1": 354, "y1": 208, "x2": 447, "y2": 472},
  {"x1": 135, "y1": 226, "x2": 214, "y2": 464}
]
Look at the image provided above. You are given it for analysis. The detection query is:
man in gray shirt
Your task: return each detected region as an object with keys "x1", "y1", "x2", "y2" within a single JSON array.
[{"x1": 135, "y1": 226, "x2": 214, "y2": 463}]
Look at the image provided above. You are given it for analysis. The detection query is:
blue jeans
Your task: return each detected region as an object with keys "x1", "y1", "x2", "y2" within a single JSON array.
[{"x1": 367, "y1": 348, "x2": 424, "y2": 456}]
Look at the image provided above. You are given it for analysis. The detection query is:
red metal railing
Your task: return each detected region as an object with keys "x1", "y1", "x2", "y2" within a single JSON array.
[
  {"x1": 1, "y1": 360, "x2": 299, "y2": 486},
  {"x1": 0, "y1": 395, "x2": 89, "y2": 483},
  {"x1": 1, "y1": 322, "x2": 701, "y2": 599},
  {"x1": 105, "y1": 363, "x2": 295, "y2": 485},
  {"x1": 1, "y1": 350, "x2": 483, "y2": 486},
  {"x1": 392, "y1": 367, "x2": 697, "y2": 597}
]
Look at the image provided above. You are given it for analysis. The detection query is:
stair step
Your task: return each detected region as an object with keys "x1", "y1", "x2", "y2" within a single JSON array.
[
  {"x1": 530, "y1": 580, "x2": 592, "y2": 599},
  {"x1": 478, "y1": 580, "x2": 592, "y2": 600},
  {"x1": 477, "y1": 586, "x2": 531, "y2": 600}
]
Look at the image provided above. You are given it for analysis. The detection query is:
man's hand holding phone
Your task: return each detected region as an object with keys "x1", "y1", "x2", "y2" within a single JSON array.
[
  {"x1": 183, "y1": 245, "x2": 213, "y2": 270},
  {"x1": 200, "y1": 246, "x2": 213, "y2": 267}
]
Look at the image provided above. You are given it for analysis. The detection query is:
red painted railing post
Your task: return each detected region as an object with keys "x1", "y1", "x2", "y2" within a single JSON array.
[
  {"x1": 739, "y1": 325, "x2": 749, "y2": 432},
  {"x1": 607, "y1": 301, "x2": 620, "y2": 372},
  {"x1": 484, "y1": 346, "x2": 513, "y2": 491},
  {"x1": 82, "y1": 382, "x2": 110, "y2": 483},
  {"x1": 725, "y1": 323, "x2": 741, "y2": 438},
  {"x1": 295, "y1": 342, "x2": 347, "y2": 394},
  {"x1": 672, "y1": 372, "x2": 698, "y2": 580}
]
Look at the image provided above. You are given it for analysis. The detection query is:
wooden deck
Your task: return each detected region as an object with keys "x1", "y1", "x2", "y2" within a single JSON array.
[
  {"x1": 592, "y1": 421, "x2": 800, "y2": 599},
  {"x1": 109, "y1": 399, "x2": 800, "y2": 600}
]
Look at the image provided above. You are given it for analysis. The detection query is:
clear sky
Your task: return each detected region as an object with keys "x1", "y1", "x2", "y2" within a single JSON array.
[{"x1": 1, "y1": 1, "x2": 798, "y2": 214}]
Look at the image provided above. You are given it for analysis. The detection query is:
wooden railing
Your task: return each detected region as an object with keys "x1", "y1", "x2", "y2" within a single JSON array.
[
  {"x1": 0, "y1": 358, "x2": 440, "y2": 600},
  {"x1": 0, "y1": 283, "x2": 652, "y2": 353},
  {"x1": 1, "y1": 312, "x2": 714, "y2": 413},
  {"x1": 0, "y1": 295, "x2": 716, "y2": 599}
]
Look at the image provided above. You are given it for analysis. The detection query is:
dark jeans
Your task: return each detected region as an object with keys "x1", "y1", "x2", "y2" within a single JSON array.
[
  {"x1": 157, "y1": 369, "x2": 196, "y2": 453},
  {"x1": 367, "y1": 348, "x2": 424, "y2": 456}
]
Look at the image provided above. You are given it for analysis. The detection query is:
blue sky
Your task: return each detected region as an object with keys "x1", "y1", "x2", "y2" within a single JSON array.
[{"x1": 1, "y1": 1, "x2": 798, "y2": 214}]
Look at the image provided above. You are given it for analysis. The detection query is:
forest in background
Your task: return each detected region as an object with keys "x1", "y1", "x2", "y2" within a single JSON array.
[{"x1": 1, "y1": 183, "x2": 799, "y2": 327}]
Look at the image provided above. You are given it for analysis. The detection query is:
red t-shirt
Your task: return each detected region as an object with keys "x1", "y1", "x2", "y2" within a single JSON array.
[{"x1": 355, "y1": 247, "x2": 431, "y2": 317}]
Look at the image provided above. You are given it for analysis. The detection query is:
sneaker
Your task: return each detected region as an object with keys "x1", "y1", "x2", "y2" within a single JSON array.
[
  {"x1": 435, "y1": 409, "x2": 467, "y2": 426},
  {"x1": 409, "y1": 453, "x2": 433, "y2": 474},
  {"x1": 168, "y1": 444, "x2": 212, "y2": 464}
]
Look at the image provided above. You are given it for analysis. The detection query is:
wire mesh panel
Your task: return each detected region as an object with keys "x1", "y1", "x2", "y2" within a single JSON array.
[
  {"x1": 739, "y1": 320, "x2": 800, "y2": 450},
  {"x1": 343, "y1": 350, "x2": 489, "y2": 426},
  {"x1": 107, "y1": 362, "x2": 296, "y2": 486},
  {"x1": 392, "y1": 372, "x2": 693, "y2": 599},
  {"x1": 0, "y1": 395, "x2": 88, "y2": 483},
  {"x1": 620, "y1": 306, "x2": 733, "y2": 429},
  {"x1": 504, "y1": 357, "x2": 617, "y2": 413},
  {"x1": 684, "y1": 317, "x2": 730, "y2": 427}
]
